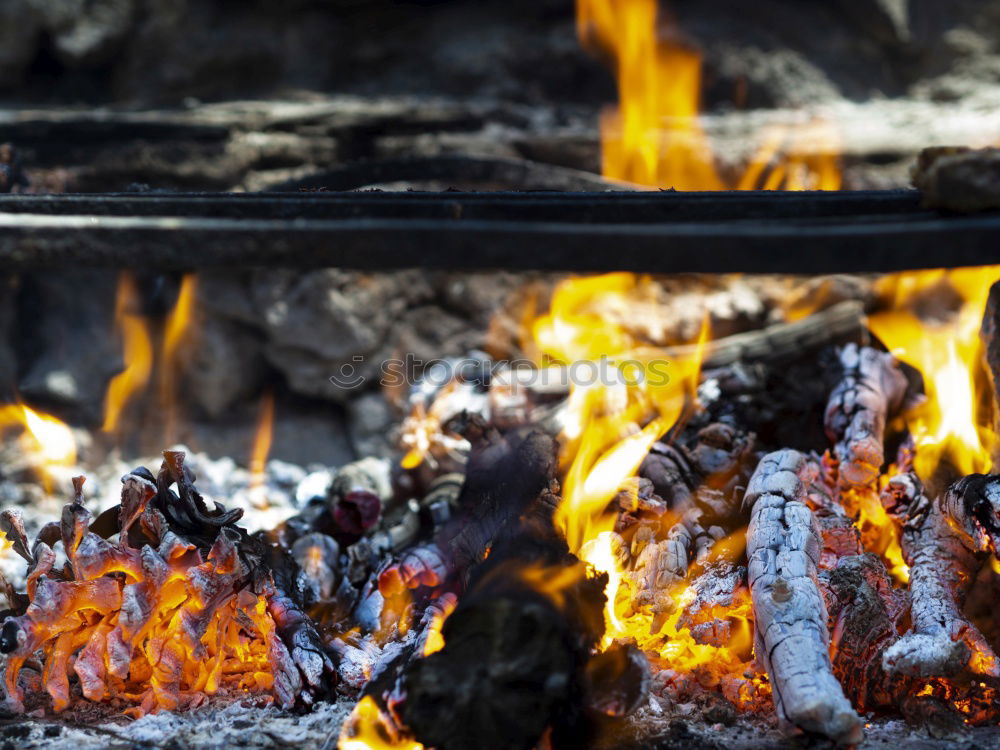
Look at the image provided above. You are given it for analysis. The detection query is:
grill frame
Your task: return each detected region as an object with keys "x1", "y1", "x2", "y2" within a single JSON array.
[{"x1": 0, "y1": 190, "x2": 997, "y2": 272}]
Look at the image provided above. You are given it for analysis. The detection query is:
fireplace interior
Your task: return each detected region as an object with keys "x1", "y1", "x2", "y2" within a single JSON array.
[{"x1": 2, "y1": 1, "x2": 1000, "y2": 749}]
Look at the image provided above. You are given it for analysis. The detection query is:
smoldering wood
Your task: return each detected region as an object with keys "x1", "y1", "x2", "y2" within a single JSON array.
[
  {"x1": 677, "y1": 562, "x2": 750, "y2": 649},
  {"x1": 982, "y1": 280, "x2": 1000, "y2": 464},
  {"x1": 671, "y1": 300, "x2": 866, "y2": 370},
  {"x1": 820, "y1": 554, "x2": 911, "y2": 713},
  {"x1": 399, "y1": 553, "x2": 607, "y2": 750},
  {"x1": 743, "y1": 449, "x2": 863, "y2": 745},
  {"x1": 824, "y1": 344, "x2": 911, "y2": 487},
  {"x1": 883, "y1": 473, "x2": 1000, "y2": 679},
  {"x1": 0, "y1": 452, "x2": 337, "y2": 713}
]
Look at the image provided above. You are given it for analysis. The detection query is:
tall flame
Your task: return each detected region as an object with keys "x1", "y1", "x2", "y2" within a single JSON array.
[
  {"x1": 527, "y1": 273, "x2": 762, "y2": 697},
  {"x1": 576, "y1": 0, "x2": 841, "y2": 190},
  {"x1": 248, "y1": 390, "x2": 275, "y2": 497},
  {"x1": 531, "y1": 273, "x2": 707, "y2": 551},
  {"x1": 102, "y1": 273, "x2": 153, "y2": 433},
  {"x1": 161, "y1": 274, "x2": 198, "y2": 444},
  {"x1": 869, "y1": 267, "x2": 1000, "y2": 483}
]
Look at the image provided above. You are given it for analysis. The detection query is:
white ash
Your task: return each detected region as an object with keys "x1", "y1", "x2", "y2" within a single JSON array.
[{"x1": 0, "y1": 698, "x2": 354, "y2": 750}]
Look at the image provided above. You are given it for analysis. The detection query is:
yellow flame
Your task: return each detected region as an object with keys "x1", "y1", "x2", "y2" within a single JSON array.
[
  {"x1": 339, "y1": 696, "x2": 425, "y2": 750},
  {"x1": 520, "y1": 273, "x2": 774, "y2": 705},
  {"x1": 0, "y1": 402, "x2": 76, "y2": 492},
  {"x1": 869, "y1": 267, "x2": 1000, "y2": 482},
  {"x1": 533, "y1": 274, "x2": 707, "y2": 552},
  {"x1": 576, "y1": 0, "x2": 841, "y2": 190},
  {"x1": 102, "y1": 273, "x2": 153, "y2": 433}
]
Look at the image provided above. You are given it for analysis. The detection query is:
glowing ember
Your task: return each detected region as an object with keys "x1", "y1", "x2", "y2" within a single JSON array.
[
  {"x1": 576, "y1": 0, "x2": 841, "y2": 190},
  {"x1": 0, "y1": 454, "x2": 331, "y2": 715}
]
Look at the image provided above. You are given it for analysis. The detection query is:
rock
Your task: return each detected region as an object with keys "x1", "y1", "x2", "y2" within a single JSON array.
[
  {"x1": 0, "y1": 1, "x2": 40, "y2": 87},
  {"x1": 30, "y1": 0, "x2": 135, "y2": 66},
  {"x1": 913, "y1": 146, "x2": 1000, "y2": 213},
  {"x1": 16, "y1": 270, "x2": 121, "y2": 421},
  {"x1": 0, "y1": 275, "x2": 17, "y2": 397},
  {"x1": 180, "y1": 314, "x2": 268, "y2": 418},
  {"x1": 346, "y1": 392, "x2": 398, "y2": 459}
]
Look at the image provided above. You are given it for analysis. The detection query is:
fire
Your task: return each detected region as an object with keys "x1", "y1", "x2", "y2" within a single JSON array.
[
  {"x1": 0, "y1": 402, "x2": 76, "y2": 492},
  {"x1": 248, "y1": 390, "x2": 275, "y2": 499},
  {"x1": 869, "y1": 267, "x2": 1000, "y2": 483},
  {"x1": 525, "y1": 273, "x2": 767, "y2": 700},
  {"x1": 161, "y1": 274, "x2": 198, "y2": 443},
  {"x1": 102, "y1": 272, "x2": 153, "y2": 433},
  {"x1": 531, "y1": 273, "x2": 706, "y2": 550},
  {"x1": 339, "y1": 696, "x2": 425, "y2": 750},
  {"x1": 0, "y1": 459, "x2": 315, "y2": 716},
  {"x1": 576, "y1": 0, "x2": 841, "y2": 190}
]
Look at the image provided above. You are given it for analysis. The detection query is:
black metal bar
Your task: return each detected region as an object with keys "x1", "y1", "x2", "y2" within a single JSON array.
[
  {"x1": 1, "y1": 206, "x2": 998, "y2": 273},
  {"x1": 0, "y1": 190, "x2": 923, "y2": 223}
]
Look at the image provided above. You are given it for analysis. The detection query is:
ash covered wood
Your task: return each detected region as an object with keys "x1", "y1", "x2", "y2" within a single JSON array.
[
  {"x1": 823, "y1": 343, "x2": 910, "y2": 487},
  {"x1": 743, "y1": 450, "x2": 863, "y2": 744},
  {"x1": 883, "y1": 473, "x2": 1000, "y2": 679}
]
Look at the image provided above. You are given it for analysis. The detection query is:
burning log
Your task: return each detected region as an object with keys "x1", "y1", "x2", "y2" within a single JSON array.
[
  {"x1": 820, "y1": 553, "x2": 912, "y2": 712},
  {"x1": 824, "y1": 343, "x2": 911, "y2": 487},
  {"x1": 0, "y1": 452, "x2": 335, "y2": 715},
  {"x1": 883, "y1": 473, "x2": 1000, "y2": 679},
  {"x1": 669, "y1": 300, "x2": 866, "y2": 370},
  {"x1": 743, "y1": 449, "x2": 863, "y2": 744}
]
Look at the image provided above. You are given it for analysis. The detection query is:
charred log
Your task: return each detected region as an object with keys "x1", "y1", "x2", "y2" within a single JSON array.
[
  {"x1": 399, "y1": 550, "x2": 607, "y2": 750},
  {"x1": 823, "y1": 344, "x2": 910, "y2": 487},
  {"x1": 820, "y1": 553, "x2": 912, "y2": 712},
  {"x1": 883, "y1": 473, "x2": 1000, "y2": 678},
  {"x1": 743, "y1": 449, "x2": 863, "y2": 744}
]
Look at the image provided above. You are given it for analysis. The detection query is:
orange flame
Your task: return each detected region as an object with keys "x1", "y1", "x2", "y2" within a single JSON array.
[
  {"x1": 339, "y1": 696, "x2": 425, "y2": 750},
  {"x1": 0, "y1": 402, "x2": 76, "y2": 492},
  {"x1": 576, "y1": 0, "x2": 841, "y2": 190},
  {"x1": 520, "y1": 273, "x2": 772, "y2": 706},
  {"x1": 102, "y1": 273, "x2": 153, "y2": 433},
  {"x1": 248, "y1": 390, "x2": 275, "y2": 497},
  {"x1": 161, "y1": 274, "x2": 198, "y2": 444}
]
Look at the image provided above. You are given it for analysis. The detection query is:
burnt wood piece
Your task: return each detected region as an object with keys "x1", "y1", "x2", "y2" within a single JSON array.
[
  {"x1": 378, "y1": 417, "x2": 558, "y2": 596},
  {"x1": 883, "y1": 473, "x2": 1000, "y2": 679},
  {"x1": 743, "y1": 450, "x2": 863, "y2": 745},
  {"x1": 820, "y1": 553, "x2": 911, "y2": 713},
  {"x1": 982, "y1": 280, "x2": 1000, "y2": 465},
  {"x1": 673, "y1": 301, "x2": 866, "y2": 370},
  {"x1": 400, "y1": 552, "x2": 607, "y2": 750},
  {"x1": 3, "y1": 191, "x2": 1000, "y2": 273},
  {"x1": 824, "y1": 344, "x2": 910, "y2": 487}
]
